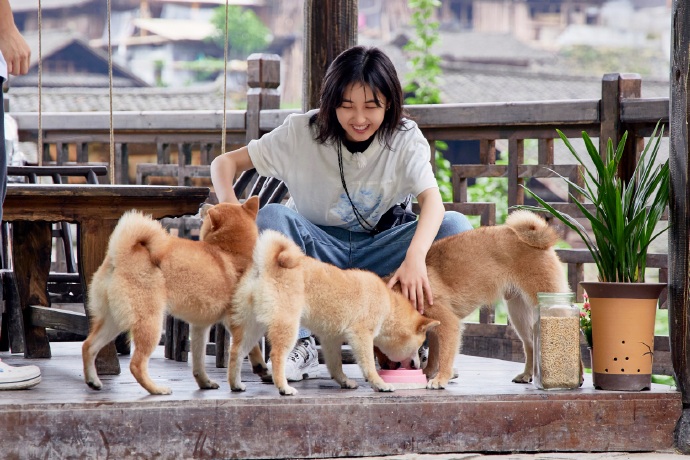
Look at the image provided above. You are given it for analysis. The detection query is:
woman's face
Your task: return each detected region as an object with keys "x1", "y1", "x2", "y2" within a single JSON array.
[{"x1": 335, "y1": 82, "x2": 387, "y2": 142}]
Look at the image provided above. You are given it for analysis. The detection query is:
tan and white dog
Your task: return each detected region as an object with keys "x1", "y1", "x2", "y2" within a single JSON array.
[
  {"x1": 82, "y1": 197, "x2": 268, "y2": 395},
  {"x1": 377, "y1": 210, "x2": 570, "y2": 389},
  {"x1": 228, "y1": 230, "x2": 440, "y2": 396}
]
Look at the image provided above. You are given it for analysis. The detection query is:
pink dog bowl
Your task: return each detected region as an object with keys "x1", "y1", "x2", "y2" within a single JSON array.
[{"x1": 378, "y1": 368, "x2": 428, "y2": 389}]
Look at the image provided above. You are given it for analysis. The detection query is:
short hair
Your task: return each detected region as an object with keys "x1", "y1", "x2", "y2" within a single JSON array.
[{"x1": 311, "y1": 46, "x2": 407, "y2": 150}]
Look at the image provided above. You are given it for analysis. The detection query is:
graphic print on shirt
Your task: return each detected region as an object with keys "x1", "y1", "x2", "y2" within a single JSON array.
[{"x1": 333, "y1": 189, "x2": 384, "y2": 232}]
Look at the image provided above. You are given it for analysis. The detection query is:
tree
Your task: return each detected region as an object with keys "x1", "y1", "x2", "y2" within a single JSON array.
[
  {"x1": 209, "y1": 6, "x2": 271, "y2": 61},
  {"x1": 403, "y1": 0, "x2": 452, "y2": 201}
]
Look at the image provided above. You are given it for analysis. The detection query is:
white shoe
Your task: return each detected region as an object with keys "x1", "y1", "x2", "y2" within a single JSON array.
[
  {"x1": 261, "y1": 336, "x2": 320, "y2": 382},
  {"x1": 0, "y1": 359, "x2": 41, "y2": 390}
]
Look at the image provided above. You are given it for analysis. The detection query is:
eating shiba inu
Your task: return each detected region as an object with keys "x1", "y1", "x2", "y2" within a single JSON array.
[
  {"x1": 228, "y1": 230, "x2": 440, "y2": 395},
  {"x1": 377, "y1": 210, "x2": 571, "y2": 389}
]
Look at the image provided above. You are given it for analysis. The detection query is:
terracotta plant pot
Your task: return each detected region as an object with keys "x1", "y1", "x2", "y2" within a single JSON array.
[{"x1": 581, "y1": 282, "x2": 665, "y2": 391}]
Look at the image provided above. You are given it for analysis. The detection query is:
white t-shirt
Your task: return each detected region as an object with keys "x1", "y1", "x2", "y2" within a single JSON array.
[{"x1": 247, "y1": 109, "x2": 438, "y2": 232}]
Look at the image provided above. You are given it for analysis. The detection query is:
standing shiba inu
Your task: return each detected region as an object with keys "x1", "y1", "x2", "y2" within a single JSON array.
[
  {"x1": 82, "y1": 197, "x2": 268, "y2": 395},
  {"x1": 228, "y1": 230, "x2": 440, "y2": 396},
  {"x1": 377, "y1": 210, "x2": 570, "y2": 389}
]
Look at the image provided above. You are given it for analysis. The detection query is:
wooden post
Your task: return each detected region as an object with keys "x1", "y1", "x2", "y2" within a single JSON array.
[
  {"x1": 302, "y1": 0, "x2": 358, "y2": 111},
  {"x1": 600, "y1": 73, "x2": 642, "y2": 183},
  {"x1": 245, "y1": 54, "x2": 281, "y2": 144},
  {"x1": 115, "y1": 143, "x2": 129, "y2": 184},
  {"x1": 210, "y1": 53, "x2": 282, "y2": 367},
  {"x1": 670, "y1": 0, "x2": 690, "y2": 452}
]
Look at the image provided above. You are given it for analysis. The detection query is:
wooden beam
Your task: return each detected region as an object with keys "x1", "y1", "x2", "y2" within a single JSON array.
[
  {"x1": 302, "y1": 0, "x2": 358, "y2": 111},
  {"x1": 670, "y1": 0, "x2": 690, "y2": 453},
  {"x1": 29, "y1": 306, "x2": 89, "y2": 337}
]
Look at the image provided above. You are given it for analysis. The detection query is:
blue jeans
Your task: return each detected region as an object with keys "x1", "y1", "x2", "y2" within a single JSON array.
[{"x1": 256, "y1": 203, "x2": 473, "y2": 339}]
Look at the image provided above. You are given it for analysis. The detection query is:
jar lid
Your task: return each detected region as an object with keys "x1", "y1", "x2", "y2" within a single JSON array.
[{"x1": 537, "y1": 292, "x2": 574, "y2": 304}]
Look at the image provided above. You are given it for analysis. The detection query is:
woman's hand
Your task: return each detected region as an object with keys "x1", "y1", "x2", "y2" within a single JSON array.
[
  {"x1": 387, "y1": 248, "x2": 431, "y2": 314},
  {"x1": 0, "y1": 1, "x2": 30, "y2": 76},
  {"x1": 385, "y1": 187, "x2": 445, "y2": 314}
]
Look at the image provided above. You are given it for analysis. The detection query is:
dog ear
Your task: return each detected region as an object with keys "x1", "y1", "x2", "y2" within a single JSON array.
[
  {"x1": 418, "y1": 318, "x2": 441, "y2": 335},
  {"x1": 243, "y1": 195, "x2": 260, "y2": 218},
  {"x1": 206, "y1": 207, "x2": 221, "y2": 229}
]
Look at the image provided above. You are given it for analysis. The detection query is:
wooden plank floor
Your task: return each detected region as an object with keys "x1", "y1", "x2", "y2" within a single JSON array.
[{"x1": 0, "y1": 342, "x2": 682, "y2": 459}]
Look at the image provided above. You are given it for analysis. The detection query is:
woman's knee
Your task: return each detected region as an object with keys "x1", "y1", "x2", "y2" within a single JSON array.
[
  {"x1": 256, "y1": 203, "x2": 295, "y2": 232},
  {"x1": 436, "y1": 211, "x2": 473, "y2": 240}
]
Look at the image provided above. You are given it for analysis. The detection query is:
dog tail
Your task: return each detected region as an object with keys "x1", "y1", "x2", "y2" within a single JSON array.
[
  {"x1": 107, "y1": 210, "x2": 168, "y2": 267},
  {"x1": 254, "y1": 230, "x2": 303, "y2": 270},
  {"x1": 506, "y1": 210, "x2": 559, "y2": 249}
]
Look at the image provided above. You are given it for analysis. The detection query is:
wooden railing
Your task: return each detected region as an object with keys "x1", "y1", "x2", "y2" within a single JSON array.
[{"x1": 10, "y1": 56, "x2": 672, "y2": 374}]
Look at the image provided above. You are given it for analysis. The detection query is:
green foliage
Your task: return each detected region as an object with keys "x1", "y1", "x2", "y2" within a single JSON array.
[
  {"x1": 518, "y1": 122, "x2": 670, "y2": 283},
  {"x1": 179, "y1": 58, "x2": 226, "y2": 82},
  {"x1": 209, "y1": 6, "x2": 270, "y2": 60},
  {"x1": 403, "y1": 0, "x2": 451, "y2": 201}
]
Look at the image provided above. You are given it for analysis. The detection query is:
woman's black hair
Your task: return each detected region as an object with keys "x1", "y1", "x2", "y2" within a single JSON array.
[{"x1": 311, "y1": 46, "x2": 407, "y2": 150}]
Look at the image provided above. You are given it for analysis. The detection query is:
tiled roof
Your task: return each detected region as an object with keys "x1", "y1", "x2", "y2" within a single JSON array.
[
  {"x1": 6, "y1": 62, "x2": 670, "y2": 113},
  {"x1": 439, "y1": 64, "x2": 670, "y2": 103},
  {"x1": 6, "y1": 83, "x2": 238, "y2": 113},
  {"x1": 13, "y1": 30, "x2": 149, "y2": 88},
  {"x1": 8, "y1": 0, "x2": 92, "y2": 12},
  {"x1": 130, "y1": 18, "x2": 215, "y2": 42}
]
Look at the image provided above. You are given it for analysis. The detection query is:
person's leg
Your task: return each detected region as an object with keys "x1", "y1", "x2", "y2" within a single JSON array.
[
  {"x1": 353, "y1": 210, "x2": 473, "y2": 276},
  {"x1": 0, "y1": 79, "x2": 41, "y2": 390},
  {"x1": 255, "y1": 204, "x2": 352, "y2": 381},
  {"x1": 257, "y1": 203, "x2": 351, "y2": 269}
]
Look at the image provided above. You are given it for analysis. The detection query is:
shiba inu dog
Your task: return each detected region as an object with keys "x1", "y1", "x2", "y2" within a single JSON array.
[
  {"x1": 378, "y1": 210, "x2": 570, "y2": 389},
  {"x1": 82, "y1": 197, "x2": 268, "y2": 395},
  {"x1": 228, "y1": 230, "x2": 440, "y2": 395}
]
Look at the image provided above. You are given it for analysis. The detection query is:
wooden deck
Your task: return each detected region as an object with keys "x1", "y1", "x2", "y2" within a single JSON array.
[{"x1": 0, "y1": 342, "x2": 681, "y2": 459}]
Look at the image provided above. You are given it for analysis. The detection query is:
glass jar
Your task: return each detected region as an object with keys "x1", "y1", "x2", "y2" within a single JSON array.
[{"x1": 533, "y1": 292, "x2": 581, "y2": 390}]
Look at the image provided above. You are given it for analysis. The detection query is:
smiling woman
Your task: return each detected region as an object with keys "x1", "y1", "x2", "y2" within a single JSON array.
[{"x1": 335, "y1": 82, "x2": 387, "y2": 142}]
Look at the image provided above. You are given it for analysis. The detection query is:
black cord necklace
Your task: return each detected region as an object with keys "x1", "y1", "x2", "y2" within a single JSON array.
[{"x1": 337, "y1": 141, "x2": 376, "y2": 232}]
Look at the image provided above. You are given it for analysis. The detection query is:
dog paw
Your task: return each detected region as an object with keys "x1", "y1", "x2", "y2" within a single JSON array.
[
  {"x1": 230, "y1": 382, "x2": 246, "y2": 392},
  {"x1": 150, "y1": 386, "x2": 173, "y2": 395},
  {"x1": 339, "y1": 378, "x2": 358, "y2": 389},
  {"x1": 426, "y1": 378, "x2": 447, "y2": 390},
  {"x1": 279, "y1": 386, "x2": 298, "y2": 396},
  {"x1": 374, "y1": 382, "x2": 395, "y2": 392},
  {"x1": 198, "y1": 379, "x2": 220, "y2": 390},
  {"x1": 511, "y1": 373, "x2": 532, "y2": 384},
  {"x1": 86, "y1": 378, "x2": 103, "y2": 390}
]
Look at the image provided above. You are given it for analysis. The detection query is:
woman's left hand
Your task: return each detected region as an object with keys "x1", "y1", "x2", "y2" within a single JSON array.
[
  {"x1": 386, "y1": 187, "x2": 444, "y2": 314},
  {"x1": 387, "y1": 249, "x2": 432, "y2": 314}
]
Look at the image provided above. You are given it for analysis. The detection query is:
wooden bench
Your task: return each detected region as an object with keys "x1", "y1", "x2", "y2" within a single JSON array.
[{"x1": 0, "y1": 165, "x2": 109, "y2": 353}]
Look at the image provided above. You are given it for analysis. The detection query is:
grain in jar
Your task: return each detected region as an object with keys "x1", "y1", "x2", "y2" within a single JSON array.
[{"x1": 533, "y1": 292, "x2": 581, "y2": 390}]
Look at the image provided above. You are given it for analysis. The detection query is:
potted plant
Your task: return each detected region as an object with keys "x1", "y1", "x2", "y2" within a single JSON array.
[{"x1": 519, "y1": 121, "x2": 669, "y2": 391}]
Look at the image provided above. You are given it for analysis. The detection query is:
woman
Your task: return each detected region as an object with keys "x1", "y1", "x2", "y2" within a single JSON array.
[{"x1": 211, "y1": 45, "x2": 472, "y2": 381}]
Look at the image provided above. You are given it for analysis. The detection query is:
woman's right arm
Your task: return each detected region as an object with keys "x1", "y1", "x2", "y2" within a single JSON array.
[{"x1": 210, "y1": 146, "x2": 256, "y2": 204}]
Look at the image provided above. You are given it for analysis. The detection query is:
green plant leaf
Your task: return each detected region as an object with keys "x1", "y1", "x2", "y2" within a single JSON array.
[{"x1": 517, "y1": 121, "x2": 668, "y2": 283}]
